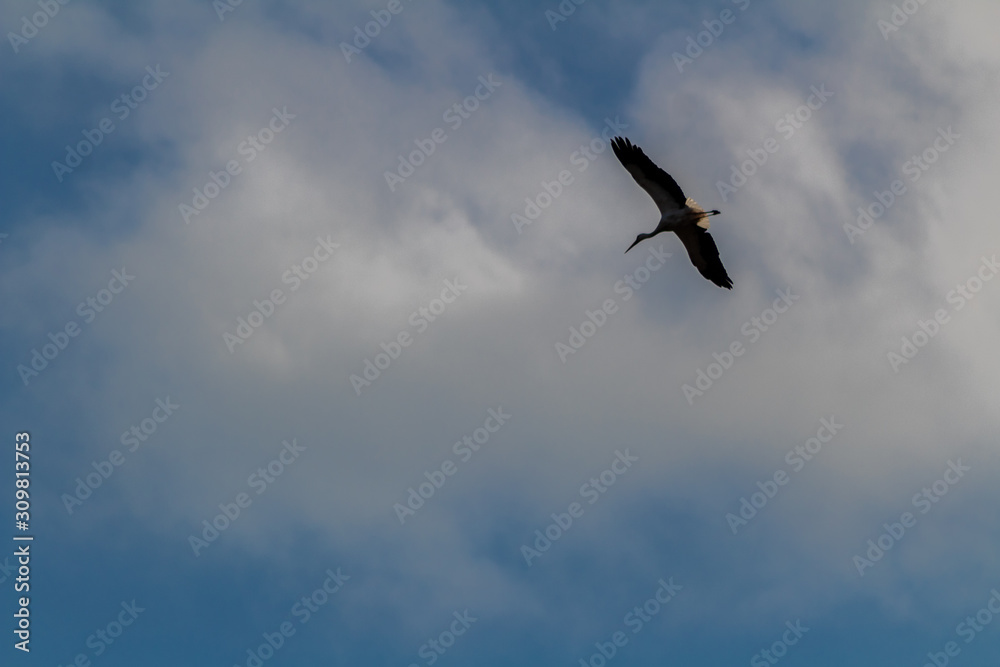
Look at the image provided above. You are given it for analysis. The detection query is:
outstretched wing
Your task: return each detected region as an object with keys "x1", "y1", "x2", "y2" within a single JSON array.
[
  {"x1": 674, "y1": 226, "x2": 733, "y2": 289},
  {"x1": 611, "y1": 137, "x2": 687, "y2": 215}
]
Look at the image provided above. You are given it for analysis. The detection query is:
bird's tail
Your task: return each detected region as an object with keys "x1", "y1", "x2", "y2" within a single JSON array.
[{"x1": 687, "y1": 198, "x2": 711, "y2": 229}]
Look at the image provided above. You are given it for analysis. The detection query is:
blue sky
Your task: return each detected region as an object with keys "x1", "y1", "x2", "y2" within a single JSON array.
[{"x1": 3, "y1": 0, "x2": 1000, "y2": 665}]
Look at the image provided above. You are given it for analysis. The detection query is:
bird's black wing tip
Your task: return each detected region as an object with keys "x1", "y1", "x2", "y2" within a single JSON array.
[
  {"x1": 706, "y1": 272, "x2": 733, "y2": 289},
  {"x1": 612, "y1": 136, "x2": 637, "y2": 152},
  {"x1": 694, "y1": 229, "x2": 733, "y2": 289}
]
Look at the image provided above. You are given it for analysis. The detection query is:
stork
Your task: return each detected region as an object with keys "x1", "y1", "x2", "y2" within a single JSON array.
[{"x1": 611, "y1": 137, "x2": 733, "y2": 289}]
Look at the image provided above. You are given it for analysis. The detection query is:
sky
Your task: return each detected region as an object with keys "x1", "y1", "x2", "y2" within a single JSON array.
[{"x1": 2, "y1": 0, "x2": 1000, "y2": 664}]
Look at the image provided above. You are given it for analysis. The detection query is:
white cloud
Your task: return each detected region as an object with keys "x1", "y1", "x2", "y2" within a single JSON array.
[{"x1": 5, "y1": 0, "x2": 1000, "y2": 649}]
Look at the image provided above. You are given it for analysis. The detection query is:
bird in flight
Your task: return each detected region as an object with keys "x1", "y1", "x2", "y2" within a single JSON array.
[{"x1": 611, "y1": 137, "x2": 733, "y2": 289}]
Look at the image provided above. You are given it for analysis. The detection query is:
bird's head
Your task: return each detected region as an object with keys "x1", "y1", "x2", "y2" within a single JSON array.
[{"x1": 625, "y1": 233, "x2": 648, "y2": 254}]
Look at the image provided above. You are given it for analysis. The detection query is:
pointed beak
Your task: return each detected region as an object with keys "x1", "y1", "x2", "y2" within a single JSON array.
[{"x1": 624, "y1": 237, "x2": 642, "y2": 254}]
